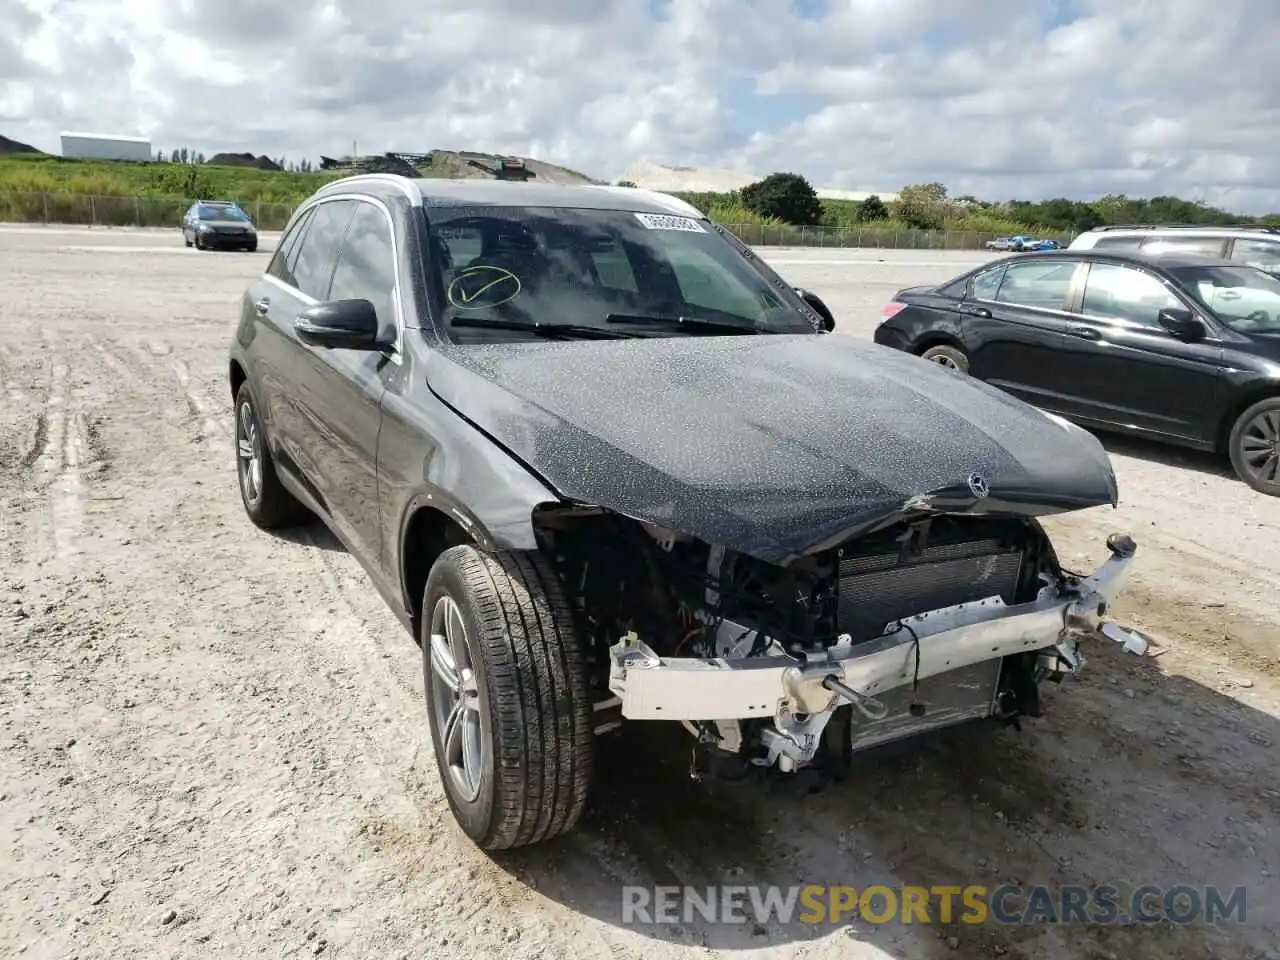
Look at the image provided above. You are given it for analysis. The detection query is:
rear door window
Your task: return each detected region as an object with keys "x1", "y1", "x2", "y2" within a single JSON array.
[
  {"x1": 969, "y1": 265, "x2": 1006, "y2": 300},
  {"x1": 267, "y1": 207, "x2": 315, "y2": 287},
  {"x1": 992, "y1": 260, "x2": 1078, "y2": 310},
  {"x1": 291, "y1": 200, "x2": 357, "y2": 301}
]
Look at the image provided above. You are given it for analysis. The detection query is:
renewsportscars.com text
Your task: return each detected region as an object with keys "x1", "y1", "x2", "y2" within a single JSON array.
[{"x1": 621, "y1": 884, "x2": 1248, "y2": 927}]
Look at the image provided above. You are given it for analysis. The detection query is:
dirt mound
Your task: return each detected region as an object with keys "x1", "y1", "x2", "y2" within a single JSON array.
[
  {"x1": 206, "y1": 152, "x2": 282, "y2": 172},
  {"x1": 318, "y1": 154, "x2": 421, "y2": 178},
  {"x1": 0, "y1": 134, "x2": 43, "y2": 156},
  {"x1": 417, "y1": 150, "x2": 599, "y2": 184}
]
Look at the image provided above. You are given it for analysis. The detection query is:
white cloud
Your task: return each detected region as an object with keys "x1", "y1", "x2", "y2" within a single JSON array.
[{"x1": 1, "y1": 0, "x2": 1278, "y2": 211}]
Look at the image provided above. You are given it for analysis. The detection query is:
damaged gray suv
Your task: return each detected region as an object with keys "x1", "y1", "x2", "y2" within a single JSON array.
[{"x1": 228, "y1": 174, "x2": 1139, "y2": 850}]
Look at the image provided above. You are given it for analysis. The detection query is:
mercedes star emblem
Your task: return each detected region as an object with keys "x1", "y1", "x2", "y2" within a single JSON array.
[{"x1": 966, "y1": 473, "x2": 990, "y2": 499}]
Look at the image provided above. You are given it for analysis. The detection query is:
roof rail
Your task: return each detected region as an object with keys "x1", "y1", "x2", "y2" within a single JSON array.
[
  {"x1": 317, "y1": 172, "x2": 423, "y2": 204},
  {"x1": 1087, "y1": 223, "x2": 1280, "y2": 234}
]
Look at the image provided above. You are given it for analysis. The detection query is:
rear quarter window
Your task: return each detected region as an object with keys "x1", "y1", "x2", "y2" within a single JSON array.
[
  {"x1": 1140, "y1": 237, "x2": 1227, "y2": 257},
  {"x1": 1090, "y1": 236, "x2": 1145, "y2": 251}
]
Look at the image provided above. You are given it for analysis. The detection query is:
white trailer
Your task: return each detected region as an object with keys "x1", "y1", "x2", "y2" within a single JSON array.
[{"x1": 60, "y1": 131, "x2": 153, "y2": 163}]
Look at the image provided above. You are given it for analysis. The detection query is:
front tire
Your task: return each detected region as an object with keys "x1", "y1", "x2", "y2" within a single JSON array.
[
  {"x1": 233, "y1": 382, "x2": 311, "y2": 528},
  {"x1": 1228, "y1": 397, "x2": 1280, "y2": 495},
  {"x1": 920, "y1": 343, "x2": 970, "y2": 374},
  {"x1": 422, "y1": 545, "x2": 594, "y2": 850}
]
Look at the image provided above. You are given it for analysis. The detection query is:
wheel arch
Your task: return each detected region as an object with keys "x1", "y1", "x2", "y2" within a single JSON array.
[
  {"x1": 229, "y1": 358, "x2": 247, "y2": 403},
  {"x1": 1215, "y1": 383, "x2": 1280, "y2": 454},
  {"x1": 398, "y1": 492, "x2": 563, "y2": 638},
  {"x1": 401, "y1": 502, "x2": 476, "y2": 639},
  {"x1": 912, "y1": 331, "x2": 968, "y2": 356}
]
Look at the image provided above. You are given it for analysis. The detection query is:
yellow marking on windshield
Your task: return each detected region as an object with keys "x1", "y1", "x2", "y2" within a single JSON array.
[{"x1": 447, "y1": 265, "x2": 523, "y2": 309}]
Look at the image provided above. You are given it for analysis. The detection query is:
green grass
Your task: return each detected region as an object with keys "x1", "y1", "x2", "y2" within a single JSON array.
[
  {"x1": 0, "y1": 154, "x2": 1074, "y2": 246},
  {"x1": 0, "y1": 154, "x2": 334, "y2": 203}
]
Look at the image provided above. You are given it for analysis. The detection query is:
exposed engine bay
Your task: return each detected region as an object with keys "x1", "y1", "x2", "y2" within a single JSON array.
[{"x1": 531, "y1": 505, "x2": 1137, "y2": 785}]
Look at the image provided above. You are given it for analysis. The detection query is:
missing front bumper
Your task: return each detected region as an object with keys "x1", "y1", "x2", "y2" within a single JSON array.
[{"x1": 607, "y1": 533, "x2": 1137, "y2": 768}]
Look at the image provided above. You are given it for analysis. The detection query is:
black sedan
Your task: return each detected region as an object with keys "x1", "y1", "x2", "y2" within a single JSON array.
[
  {"x1": 874, "y1": 250, "x2": 1280, "y2": 495},
  {"x1": 182, "y1": 200, "x2": 259, "y2": 252},
  {"x1": 229, "y1": 176, "x2": 1136, "y2": 850}
]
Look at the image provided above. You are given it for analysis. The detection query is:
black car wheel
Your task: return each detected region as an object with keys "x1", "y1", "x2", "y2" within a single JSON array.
[
  {"x1": 233, "y1": 382, "x2": 311, "y2": 528},
  {"x1": 1228, "y1": 397, "x2": 1280, "y2": 495},
  {"x1": 422, "y1": 545, "x2": 594, "y2": 850},
  {"x1": 920, "y1": 344, "x2": 970, "y2": 374}
]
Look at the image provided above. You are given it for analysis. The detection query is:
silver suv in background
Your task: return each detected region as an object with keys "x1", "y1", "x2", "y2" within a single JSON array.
[{"x1": 1068, "y1": 224, "x2": 1280, "y2": 275}]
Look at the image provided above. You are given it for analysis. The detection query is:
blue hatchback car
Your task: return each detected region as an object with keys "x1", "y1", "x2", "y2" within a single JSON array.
[{"x1": 182, "y1": 200, "x2": 259, "y2": 252}]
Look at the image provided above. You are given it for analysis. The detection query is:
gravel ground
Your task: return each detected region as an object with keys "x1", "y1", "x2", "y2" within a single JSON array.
[{"x1": 1, "y1": 226, "x2": 1277, "y2": 960}]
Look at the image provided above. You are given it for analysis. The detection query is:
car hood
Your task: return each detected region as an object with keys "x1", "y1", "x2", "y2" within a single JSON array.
[{"x1": 424, "y1": 334, "x2": 1119, "y2": 564}]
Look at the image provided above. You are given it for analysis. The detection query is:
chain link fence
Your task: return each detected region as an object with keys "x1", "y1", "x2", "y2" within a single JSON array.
[
  {"x1": 0, "y1": 190, "x2": 1075, "y2": 250},
  {"x1": 0, "y1": 192, "x2": 298, "y2": 231},
  {"x1": 720, "y1": 222, "x2": 1077, "y2": 249}
]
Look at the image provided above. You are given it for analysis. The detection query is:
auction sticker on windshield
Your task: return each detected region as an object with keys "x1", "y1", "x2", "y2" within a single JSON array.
[{"x1": 634, "y1": 213, "x2": 707, "y2": 232}]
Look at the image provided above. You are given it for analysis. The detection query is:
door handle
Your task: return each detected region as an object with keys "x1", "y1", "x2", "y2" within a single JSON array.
[
  {"x1": 959, "y1": 303, "x2": 992, "y2": 318},
  {"x1": 254, "y1": 297, "x2": 270, "y2": 316},
  {"x1": 1066, "y1": 324, "x2": 1101, "y2": 340}
]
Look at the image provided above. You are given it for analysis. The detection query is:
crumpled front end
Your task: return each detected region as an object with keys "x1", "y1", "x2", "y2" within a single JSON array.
[{"x1": 597, "y1": 515, "x2": 1139, "y2": 775}]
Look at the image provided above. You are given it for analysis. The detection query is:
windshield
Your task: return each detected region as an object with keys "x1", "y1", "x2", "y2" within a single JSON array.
[
  {"x1": 197, "y1": 203, "x2": 249, "y2": 221},
  {"x1": 1170, "y1": 263, "x2": 1280, "y2": 333},
  {"x1": 424, "y1": 205, "x2": 820, "y2": 341}
]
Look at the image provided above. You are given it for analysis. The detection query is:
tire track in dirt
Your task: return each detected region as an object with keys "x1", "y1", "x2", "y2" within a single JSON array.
[
  {"x1": 12, "y1": 336, "x2": 118, "y2": 567},
  {"x1": 90, "y1": 341, "x2": 133, "y2": 382},
  {"x1": 170, "y1": 353, "x2": 228, "y2": 443},
  {"x1": 1, "y1": 347, "x2": 51, "y2": 478},
  {"x1": 30, "y1": 353, "x2": 85, "y2": 562},
  {"x1": 0, "y1": 342, "x2": 25, "y2": 405}
]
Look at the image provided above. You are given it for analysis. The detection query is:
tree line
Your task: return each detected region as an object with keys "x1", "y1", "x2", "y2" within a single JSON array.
[
  {"x1": 154, "y1": 148, "x2": 317, "y2": 173},
  {"x1": 636, "y1": 172, "x2": 1280, "y2": 235}
]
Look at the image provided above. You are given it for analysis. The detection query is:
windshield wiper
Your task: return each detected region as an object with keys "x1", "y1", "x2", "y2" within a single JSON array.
[
  {"x1": 449, "y1": 316, "x2": 640, "y2": 340},
  {"x1": 604, "y1": 313, "x2": 768, "y2": 334}
]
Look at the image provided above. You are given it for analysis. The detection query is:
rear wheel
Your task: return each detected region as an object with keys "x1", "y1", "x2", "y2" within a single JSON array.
[
  {"x1": 920, "y1": 343, "x2": 970, "y2": 374},
  {"x1": 1228, "y1": 397, "x2": 1280, "y2": 495},
  {"x1": 422, "y1": 545, "x2": 594, "y2": 850},
  {"x1": 233, "y1": 382, "x2": 311, "y2": 528}
]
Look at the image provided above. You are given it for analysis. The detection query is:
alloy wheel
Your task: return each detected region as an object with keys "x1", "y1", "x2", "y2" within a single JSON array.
[
  {"x1": 428, "y1": 594, "x2": 484, "y2": 802},
  {"x1": 1239, "y1": 409, "x2": 1280, "y2": 484},
  {"x1": 930, "y1": 354, "x2": 960, "y2": 370},
  {"x1": 236, "y1": 401, "x2": 264, "y2": 505}
]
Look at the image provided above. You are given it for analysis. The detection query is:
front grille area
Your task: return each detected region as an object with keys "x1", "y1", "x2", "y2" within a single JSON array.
[{"x1": 835, "y1": 531, "x2": 1026, "y2": 643}]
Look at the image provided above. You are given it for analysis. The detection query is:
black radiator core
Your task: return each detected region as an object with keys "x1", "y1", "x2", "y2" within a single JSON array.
[{"x1": 836, "y1": 537, "x2": 1025, "y2": 643}]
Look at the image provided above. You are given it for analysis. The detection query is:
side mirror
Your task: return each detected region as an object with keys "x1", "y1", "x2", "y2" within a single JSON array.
[
  {"x1": 795, "y1": 287, "x2": 836, "y2": 332},
  {"x1": 1156, "y1": 307, "x2": 1205, "y2": 342},
  {"x1": 295, "y1": 299, "x2": 383, "y2": 350}
]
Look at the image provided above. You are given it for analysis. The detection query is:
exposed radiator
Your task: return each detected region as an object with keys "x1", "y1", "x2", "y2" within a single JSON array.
[{"x1": 835, "y1": 537, "x2": 1025, "y2": 643}]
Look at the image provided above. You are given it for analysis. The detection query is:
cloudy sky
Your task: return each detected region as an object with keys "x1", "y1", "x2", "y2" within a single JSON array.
[{"x1": 2, "y1": 0, "x2": 1278, "y2": 212}]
